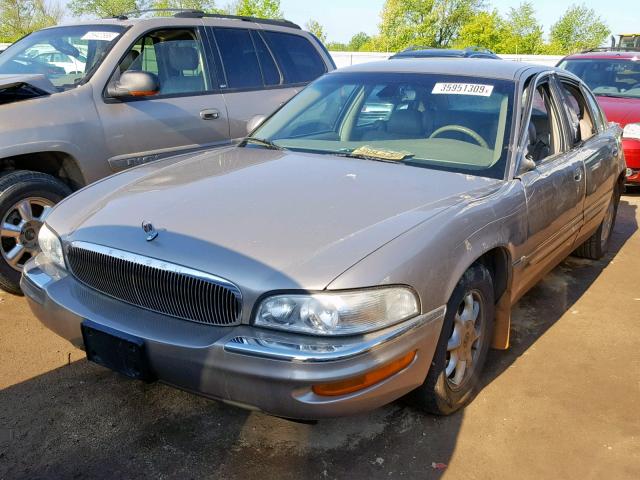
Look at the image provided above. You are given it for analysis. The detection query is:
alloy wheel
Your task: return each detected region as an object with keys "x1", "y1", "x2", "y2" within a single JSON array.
[
  {"x1": 445, "y1": 290, "x2": 484, "y2": 389},
  {"x1": 1, "y1": 197, "x2": 53, "y2": 272}
]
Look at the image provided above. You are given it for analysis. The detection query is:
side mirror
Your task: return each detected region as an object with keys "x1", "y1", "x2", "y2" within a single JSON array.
[
  {"x1": 107, "y1": 71, "x2": 159, "y2": 98},
  {"x1": 246, "y1": 114, "x2": 267, "y2": 135}
]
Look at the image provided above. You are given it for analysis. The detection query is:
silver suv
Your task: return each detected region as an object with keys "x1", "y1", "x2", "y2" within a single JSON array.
[{"x1": 0, "y1": 11, "x2": 335, "y2": 293}]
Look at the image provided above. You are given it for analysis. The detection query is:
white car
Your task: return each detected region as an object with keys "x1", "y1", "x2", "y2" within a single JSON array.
[{"x1": 34, "y1": 51, "x2": 86, "y2": 74}]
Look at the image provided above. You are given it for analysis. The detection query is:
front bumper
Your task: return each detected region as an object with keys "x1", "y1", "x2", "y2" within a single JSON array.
[
  {"x1": 21, "y1": 258, "x2": 444, "y2": 420},
  {"x1": 623, "y1": 138, "x2": 640, "y2": 184}
]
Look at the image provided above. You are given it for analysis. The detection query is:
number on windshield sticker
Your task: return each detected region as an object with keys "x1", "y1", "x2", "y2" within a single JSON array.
[{"x1": 432, "y1": 83, "x2": 494, "y2": 97}]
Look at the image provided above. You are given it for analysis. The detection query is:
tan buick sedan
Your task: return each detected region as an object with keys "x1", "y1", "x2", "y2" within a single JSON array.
[{"x1": 22, "y1": 59, "x2": 625, "y2": 419}]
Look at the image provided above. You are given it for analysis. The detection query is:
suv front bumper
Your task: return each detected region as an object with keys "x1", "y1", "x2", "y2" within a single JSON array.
[{"x1": 21, "y1": 258, "x2": 444, "y2": 420}]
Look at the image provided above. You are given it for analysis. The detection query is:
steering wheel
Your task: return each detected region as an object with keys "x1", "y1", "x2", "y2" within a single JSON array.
[{"x1": 429, "y1": 125, "x2": 489, "y2": 148}]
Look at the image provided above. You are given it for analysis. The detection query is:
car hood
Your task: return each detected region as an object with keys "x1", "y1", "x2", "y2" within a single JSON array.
[
  {"x1": 52, "y1": 147, "x2": 502, "y2": 293},
  {"x1": 0, "y1": 74, "x2": 56, "y2": 103},
  {"x1": 596, "y1": 95, "x2": 640, "y2": 126}
]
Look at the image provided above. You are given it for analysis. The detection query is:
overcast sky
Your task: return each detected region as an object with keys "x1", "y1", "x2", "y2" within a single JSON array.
[{"x1": 278, "y1": 0, "x2": 638, "y2": 43}]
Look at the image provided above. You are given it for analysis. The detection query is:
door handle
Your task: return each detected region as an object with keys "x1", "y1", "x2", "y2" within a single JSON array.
[
  {"x1": 200, "y1": 109, "x2": 220, "y2": 120},
  {"x1": 574, "y1": 168, "x2": 583, "y2": 182}
]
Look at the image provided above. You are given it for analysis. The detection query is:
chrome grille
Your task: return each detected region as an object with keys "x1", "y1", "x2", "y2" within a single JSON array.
[{"x1": 66, "y1": 242, "x2": 242, "y2": 326}]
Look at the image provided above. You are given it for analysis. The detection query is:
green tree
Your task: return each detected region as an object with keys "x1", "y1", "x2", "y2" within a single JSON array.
[
  {"x1": 326, "y1": 41, "x2": 348, "y2": 51},
  {"x1": 232, "y1": 0, "x2": 282, "y2": 18},
  {"x1": 348, "y1": 32, "x2": 371, "y2": 51},
  {"x1": 0, "y1": 0, "x2": 62, "y2": 41},
  {"x1": 305, "y1": 19, "x2": 326, "y2": 43},
  {"x1": 454, "y1": 10, "x2": 506, "y2": 51},
  {"x1": 502, "y1": 2, "x2": 544, "y2": 54},
  {"x1": 150, "y1": 0, "x2": 219, "y2": 13},
  {"x1": 68, "y1": 0, "x2": 142, "y2": 18},
  {"x1": 549, "y1": 3, "x2": 610, "y2": 54},
  {"x1": 379, "y1": 0, "x2": 484, "y2": 51}
]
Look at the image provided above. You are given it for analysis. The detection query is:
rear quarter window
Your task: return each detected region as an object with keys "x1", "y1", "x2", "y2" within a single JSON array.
[{"x1": 262, "y1": 31, "x2": 326, "y2": 85}]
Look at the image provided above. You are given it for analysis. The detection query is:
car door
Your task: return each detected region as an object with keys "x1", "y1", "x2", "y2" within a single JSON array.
[
  {"x1": 557, "y1": 78, "x2": 620, "y2": 238},
  {"x1": 206, "y1": 27, "x2": 325, "y2": 140},
  {"x1": 96, "y1": 26, "x2": 231, "y2": 172},
  {"x1": 513, "y1": 74, "x2": 586, "y2": 299}
]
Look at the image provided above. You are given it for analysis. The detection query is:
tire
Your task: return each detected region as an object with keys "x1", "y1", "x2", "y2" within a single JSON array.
[
  {"x1": 407, "y1": 263, "x2": 495, "y2": 415},
  {"x1": 0, "y1": 171, "x2": 71, "y2": 295},
  {"x1": 573, "y1": 184, "x2": 620, "y2": 260}
]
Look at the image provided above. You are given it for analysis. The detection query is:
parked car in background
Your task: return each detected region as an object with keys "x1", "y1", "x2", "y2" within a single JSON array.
[
  {"x1": 0, "y1": 10, "x2": 335, "y2": 294},
  {"x1": 558, "y1": 48, "x2": 640, "y2": 186},
  {"x1": 23, "y1": 59, "x2": 625, "y2": 420},
  {"x1": 391, "y1": 46, "x2": 501, "y2": 60}
]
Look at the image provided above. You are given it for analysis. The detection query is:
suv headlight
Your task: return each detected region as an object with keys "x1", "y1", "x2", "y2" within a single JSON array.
[
  {"x1": 38, "y1": 224, "x2": 65, "y2": 269},
  {"x1": 255, "y1": 287, "x2": 419, "y2": 336},
  {"x1": 623, "y1": 123, "x2": 640, "y2": 140}
]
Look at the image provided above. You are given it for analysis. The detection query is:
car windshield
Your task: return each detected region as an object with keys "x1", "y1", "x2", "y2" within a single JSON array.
[
  {"x1": 249, "y1": 72, "x2": 515, "y2": 179},
  {"x1": 559, "y1": 58, "x2": 640, "y2": 99},
  {"x1": 0, "y1": 25, "x2": 125, "y2": 91}
]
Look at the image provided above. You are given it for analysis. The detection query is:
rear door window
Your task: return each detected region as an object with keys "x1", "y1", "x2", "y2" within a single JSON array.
[
  {"x1": 251, "y1": 31, "x2": 280, "y2": 86},
  {"x1": 262, "y1": 31, "x2": 326, "y2": 85},
  {"x1": 558, "y1": 81, "x2": 596, "y2": 145},
  {"x1": 213, "y1": 28, "x2": 263, "y2": 89}
]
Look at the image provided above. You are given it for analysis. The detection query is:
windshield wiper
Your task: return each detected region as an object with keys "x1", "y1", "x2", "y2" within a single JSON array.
[{"x1": 242, "y1": 137, "x2": 285, "y2": 150}]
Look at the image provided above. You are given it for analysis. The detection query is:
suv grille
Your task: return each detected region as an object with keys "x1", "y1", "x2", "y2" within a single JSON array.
[{"x1": 66, "y1": 242, "x2": 242, "y2": 326}]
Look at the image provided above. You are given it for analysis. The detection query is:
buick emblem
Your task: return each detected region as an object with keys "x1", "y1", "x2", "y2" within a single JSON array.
[{"x1": 142, "y1": 221, "x2": 158, "y2": 242}]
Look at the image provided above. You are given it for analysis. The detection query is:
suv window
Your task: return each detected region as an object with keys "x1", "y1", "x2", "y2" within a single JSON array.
[
  {"x1": 214, "y1": 28, "x2": 263, "y2": 89},
  {"x1": 559, "y1": 81, "x2": 595, "y2": 145},
  {"x1": 251, "y1": 31, "x2": 280, "y2": 86},
  {"x1": 117, "y1": 29, "x2": 208, "y2": 96},
  {"x1": 526, "y1": 82, "x2": 562, "y2": 163},
  {"x1": 262, "y1": 31, "x2": 326, "y2": 84}
]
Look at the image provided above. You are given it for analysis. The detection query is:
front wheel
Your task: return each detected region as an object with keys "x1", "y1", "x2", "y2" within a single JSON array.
[
  {"x1": 0, "y1": 171, "x2": 71, "y2": 295},
  {"x1": 407, "y1": 263, "x2": 495, "y2": 415}
]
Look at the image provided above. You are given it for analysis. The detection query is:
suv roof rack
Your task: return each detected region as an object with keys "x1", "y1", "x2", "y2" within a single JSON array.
[
  {"x1": 580, "y1": 46, "x2": 640, "y2": 53},
  {"x1": 111, "y1": 8, "x2": 301, "y2": 29}
]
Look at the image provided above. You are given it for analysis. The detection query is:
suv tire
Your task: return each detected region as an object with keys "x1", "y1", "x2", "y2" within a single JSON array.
[{"x1": 0, "y1": 171, "x2": 71, "y2": 295}]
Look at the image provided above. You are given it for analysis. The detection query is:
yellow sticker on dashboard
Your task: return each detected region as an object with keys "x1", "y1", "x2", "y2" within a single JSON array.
[{"x1": 432, "y1": 83, "x2": 494, "y2": 97}]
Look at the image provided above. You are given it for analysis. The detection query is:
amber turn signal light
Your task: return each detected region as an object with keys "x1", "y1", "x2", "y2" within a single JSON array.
[{"x1": 312, "y1": 350, "x2": 417, "y2": 397}]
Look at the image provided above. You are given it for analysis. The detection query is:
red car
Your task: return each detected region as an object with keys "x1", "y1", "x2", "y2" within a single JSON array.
[{"x1": 558, "y1": 50, "x2": 640, "y2": 185}]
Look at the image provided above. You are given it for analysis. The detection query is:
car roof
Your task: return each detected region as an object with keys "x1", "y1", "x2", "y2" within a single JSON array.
[
  {"x1": 563, "y1": 51, "x2": 640, "y2": 61},
  {"x1": 391, "y1": 48, "x2": 500, "y2": 59},
  {"x1": 333, "y1": 58, "x2": 548, "y2": 81}
]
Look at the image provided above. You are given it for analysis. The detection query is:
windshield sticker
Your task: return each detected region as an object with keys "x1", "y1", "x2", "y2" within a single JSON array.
[
  {"x1": 432, "y1": 83, "x2": 494, "y2": 97},
  {"x1": 81, "y1": 31, "x2": 120, "y2": 42}
]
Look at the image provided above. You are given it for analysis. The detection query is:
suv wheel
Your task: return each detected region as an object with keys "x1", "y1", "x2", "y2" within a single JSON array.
[
  {"x1": 407, "y1": 263, "x2": 495, "y2": 415},
  {"x1": 0, "y1": 171, "x2": 71, "y2": 294}
]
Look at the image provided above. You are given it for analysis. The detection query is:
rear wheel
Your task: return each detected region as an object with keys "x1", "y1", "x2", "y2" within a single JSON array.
[
  {"x1": 0, "y1": 171, "x2": 71, "y2": 294},
  {"x1": 573, "y1": 185, "x2": 620, "y2": 260},
  {"x1": 408, "y1": 263, "x2": 494, "y2": 415}
]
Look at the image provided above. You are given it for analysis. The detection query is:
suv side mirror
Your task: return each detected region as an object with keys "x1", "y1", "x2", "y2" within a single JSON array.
[
  {"x1": 247, "y1": 114, "x2": 267, "y2": 135},
  {"x1": 107, "y1": 71, "x2": 159, "y2": 99}
]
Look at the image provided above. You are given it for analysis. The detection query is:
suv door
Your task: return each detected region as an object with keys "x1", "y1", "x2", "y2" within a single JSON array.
[
  {"x1": 514, "y1": 75, "x2": 586, "y2": 299},
  {"x1": 207, "y1": 27, "x2": 327, "y2": 139},
  {"x1": 96, "y1": 27, "x2": 231, "y2": 172},
  {"x1": 557, "y1": 78, "x2": 620, "y2": 238}
]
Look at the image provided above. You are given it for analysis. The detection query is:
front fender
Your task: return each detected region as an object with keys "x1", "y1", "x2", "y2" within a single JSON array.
[{"x1": 328, "y1": 180, "x2": 527, "y2": 349}]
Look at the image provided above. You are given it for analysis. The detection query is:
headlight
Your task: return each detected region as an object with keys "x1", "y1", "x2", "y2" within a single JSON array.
[
  {"x1": 38, "y1": 224, "x2": 65, "y2": 269},
  {"x1": 623, "y1": 123, "x2": 640, "y2": 140},
  {"x1": 255, "y1": 287, "x2": 419, "y2": 336}
]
